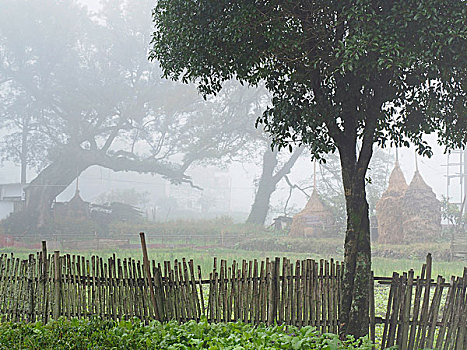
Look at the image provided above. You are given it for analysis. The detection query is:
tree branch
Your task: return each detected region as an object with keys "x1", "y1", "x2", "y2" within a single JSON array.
[{"x1": 272, "y1": 146, "x2": 305, "y2": 183}]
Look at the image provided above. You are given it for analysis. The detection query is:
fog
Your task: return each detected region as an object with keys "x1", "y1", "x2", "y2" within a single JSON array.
[
  {"x1": 1, "y1": 1, "x2": 467, "y2": 346},
  {"x1": 0, "y1": 0, "x2": 464, "y2": 245},
  {"x1": 0, "y1": 142, "x2": 461, "y2": 220}
]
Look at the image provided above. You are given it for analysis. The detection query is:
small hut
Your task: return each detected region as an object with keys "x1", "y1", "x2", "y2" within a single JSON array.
[
  {"x1": 376, "y1": 161, "x2": 408, "y2": 244},
  {"x1": 289, "y1": 189, "x2": 334, "y2": 237},
  {"x1": 401, "y1": 170, "x2": 441, "y2": 242}
]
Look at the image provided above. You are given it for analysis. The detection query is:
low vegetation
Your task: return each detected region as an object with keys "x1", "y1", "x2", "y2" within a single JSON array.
[{"x1": 0, "y1": 318, "x2": 374, "y2": 350}]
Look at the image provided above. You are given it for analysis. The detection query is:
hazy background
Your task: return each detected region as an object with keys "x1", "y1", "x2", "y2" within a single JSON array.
[{"x1": 0, "y1": 0, "x2": 462, "y2": 224}]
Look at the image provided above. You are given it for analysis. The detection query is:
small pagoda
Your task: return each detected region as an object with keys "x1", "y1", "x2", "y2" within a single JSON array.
[
  {"x1": 376, "y1": 161, "x2": 408, "y2": 243},
  {"x1": 289, "y1": 164, "x2": 334, "y2": 237},
  {"x1": 54, "y1": 177, "x2": 90, "y2": 219},
  {"x1": 401, "y1": 170, "x2": 441, "y2": 242},
  {"x1": 376, "y1": 154, "x2": 441, "y2": 243}
]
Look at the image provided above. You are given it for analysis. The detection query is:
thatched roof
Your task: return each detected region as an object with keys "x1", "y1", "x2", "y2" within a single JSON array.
[
  {"x1": 385, "y1": 161, "x2": 408, "y2": 196},
  {"x1": 407, "y1": 170, "x2": 432, "y2": 192},
  {"x1": 404, "y1": 170, "x2": 438, "y2": 205},
  {"x1": 401, "y1": 170, "x2": 441, "y2": 241},
  {"x1": 65, "y1": 189, "x2": 89, "y2": 217},
  {"x1": 289, "y1": 189, "x2": 334, "y2": 237},
  {"x1": 377, "y1": 163, "x2": 442, "y2": 244},
  {"x1": 376, "y1": 162, "x2": 408, "y2": 244},
  {"x1": 68, "y1": 190, "x2": 86, "y2": 207},
  {"x1": 304, "y1": 189, "x2": 328, "y2": 213}
]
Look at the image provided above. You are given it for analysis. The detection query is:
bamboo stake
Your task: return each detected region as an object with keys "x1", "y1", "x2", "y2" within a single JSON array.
[
  {"x1": 139, "y1": 232, "x2": 159, "y2": 320},
  {"x1": 53, "y1": 251, "x2": 61, "y2": 319}
]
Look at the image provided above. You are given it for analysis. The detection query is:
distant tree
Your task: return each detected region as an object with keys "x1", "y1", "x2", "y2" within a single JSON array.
[
  {"x1": 208, "y1": 83, "x2": 305, "y2": 226},
  {"x1": 151, "y1": 0, "x2": 466, "y2": 337},
  {"x1": 0, "y1": 0, "x2": 256, "y2": 228},
  {"x1": 0, "y1": 0, "x2": 193, "y2": 226},
  {"x1": 246, "y1": 146, "x2": 304, "y2": 225}
]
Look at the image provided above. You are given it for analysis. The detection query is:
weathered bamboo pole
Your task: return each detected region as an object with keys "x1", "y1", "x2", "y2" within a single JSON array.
[
  {"x1": 139, "y1": 232, "x2": 159, "y2": 320},
  {"x1": 53, "y1": 251, "x2": 61, "y2": 319},
  {"x1": 27, "y1": 254, "x2": 35, "y2": 322},
  {"x1": 41, "y1": 241, "x2": 48, "y2": 323}
]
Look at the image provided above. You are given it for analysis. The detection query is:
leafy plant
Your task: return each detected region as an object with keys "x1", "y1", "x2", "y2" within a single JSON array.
[{"x1": 0, "y1": 317, "x2": 375, "y2": 350}]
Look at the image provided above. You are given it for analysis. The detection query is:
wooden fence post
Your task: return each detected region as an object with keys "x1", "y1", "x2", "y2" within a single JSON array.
[
  {"x1": 139, "y1": 232, "x2": 160, "y2": 320},
  {"x1": 369, "y1": 271, "x2": 375, "y2": 345},
  {"x1": 41, "y1": 241, "x2": 48, "y2": 323},
  {"x1": 53, "y1": 251, "x2": 61, "y2": 319},
  {"x1": 273, "y1": 257, "x2": 280, "y2": 323},
  {"x1": 267, "y1": 258, "x2": 280, "y2": 325},
  {"x1": 27, "y1": 254, "x2": 35, "y2": 322}
]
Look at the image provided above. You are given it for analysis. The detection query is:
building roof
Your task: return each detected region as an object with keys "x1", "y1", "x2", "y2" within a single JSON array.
[
  {"x1": 304, "y1": 189, "x2": 328, "y2": 213},
  {"x1": 407, "y1": 170, "x2": 432, "y2": 192},
  {"x1": 385, "y1": 161, "x2": 408, "y2": 196},
  {"x1": 0, "y1": 183, "x2": 27, "y2": 201}
]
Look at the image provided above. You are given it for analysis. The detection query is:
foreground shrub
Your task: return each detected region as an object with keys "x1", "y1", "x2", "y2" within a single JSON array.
[{"x1": 0, "y1": 317, "x2": 374, "y2": 349}]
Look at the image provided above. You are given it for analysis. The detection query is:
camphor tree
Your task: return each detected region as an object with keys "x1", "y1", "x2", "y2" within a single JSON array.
[
  {"x1": 0, "y1": 0, "x2": 198, "y2": 227},
  {"x1": 151, "y1": 1, "x2": 466, "y2": 337},
  {"x1": 0, "y1": 0, "x2": 255, "y2": 229},
  {"x1": 317, "y1": 149, "x2": 393, "y2": 233}
]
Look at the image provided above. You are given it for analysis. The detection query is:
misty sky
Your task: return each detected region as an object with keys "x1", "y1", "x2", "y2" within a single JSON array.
[
  {"x1": 71, "y1": 0, "x2": 464, "y2": 208},
  {"x1": 0, "y1": 0, "x2": 463, "y2": 221}
]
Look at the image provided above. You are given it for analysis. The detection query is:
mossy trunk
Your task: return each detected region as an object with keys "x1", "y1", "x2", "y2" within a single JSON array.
[
  {"x1": 24, "y1": 153, "x2": 90, "y2": 227},
  {"x1": 338, "y1": 146, "x2": 372, "y2": 339}
]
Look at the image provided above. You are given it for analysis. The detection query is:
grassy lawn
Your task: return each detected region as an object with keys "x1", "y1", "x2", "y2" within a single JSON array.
[{"x1": 1, "y1": 246, "x2": 465, "y2": 278}]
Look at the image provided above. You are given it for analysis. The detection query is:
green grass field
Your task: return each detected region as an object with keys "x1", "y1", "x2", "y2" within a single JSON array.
[
  {"x1": 0, "y1": 244, "x2": 458, "y2": 349},
  {"x1": 1, "y1": 246, "x2": 465, "y2": 278}
]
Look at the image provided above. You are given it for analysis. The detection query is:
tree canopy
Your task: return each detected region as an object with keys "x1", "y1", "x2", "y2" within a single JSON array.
[
  {"x1": 151, "y1": 0, "x2": 466, "y2": 337},
  {"x1": 152, "y1": 1, "x2": 465, "y2": 156},
  {"x1": 0, "y1": 0, "x2": 281, "y2": 228}
]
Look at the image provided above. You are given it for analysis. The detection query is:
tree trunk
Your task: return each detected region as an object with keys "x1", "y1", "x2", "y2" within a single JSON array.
[
  {"x1": 20, "y1": 120, "x2": 28, "y2": 184},
  {"x1": 20, "y1": 146, "x2": 190, "y2": 230},
  {"x1": 24, "y1": 154, "x2": 90, "y2": 227},
  {"x1": 338, "y1": 146, "x2": 372, "y2": 339},
  {"x1": 246, "y1": 146, "x2": 304, "y2": 226},
  {"x1": 246, "y1": 148, "x2": 278, "y2": 225}
]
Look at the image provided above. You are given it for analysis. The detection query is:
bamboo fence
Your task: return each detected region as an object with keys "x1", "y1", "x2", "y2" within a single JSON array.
[
  {"x1": 378, "y1": 253, "x2": 467, "y2": 350},
  {"x1": 0, "y1": 249, "x2": 343, "y2": 333},
  {"x1": 1, "y1": 239, "x2": 467, "y2": 349}
]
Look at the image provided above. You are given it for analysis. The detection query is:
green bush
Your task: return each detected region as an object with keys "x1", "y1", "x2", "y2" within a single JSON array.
[{"x1": 0, "y1": 317, "x2": 374, "y2": 349}]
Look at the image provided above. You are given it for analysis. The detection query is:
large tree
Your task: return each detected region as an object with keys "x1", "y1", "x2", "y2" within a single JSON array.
[
  {"x1": 246, "y1": 145, "x2": 304, "y2": 225},
  {"x1": 151, "y1": 0, "x2": 466, "y2": 337},
  {"x1": 0, "y1": 0, "x2": 254, "y2": 227},
  {"x1": 210, "y1": 83, "x2": 305, "y2": 225}
]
